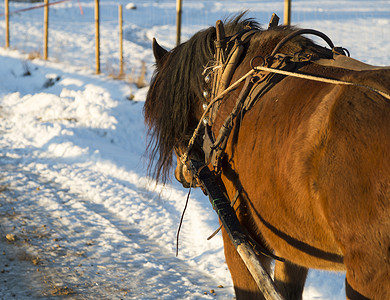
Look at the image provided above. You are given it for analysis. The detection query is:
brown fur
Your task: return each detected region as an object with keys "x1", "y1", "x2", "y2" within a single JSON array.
[{"x1": 144, "y1": 16, "x2": 390, "y2": 299}]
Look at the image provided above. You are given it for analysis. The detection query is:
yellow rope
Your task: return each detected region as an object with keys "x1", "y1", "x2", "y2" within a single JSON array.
[{"x1": 254, "y1": 66, "x2": 390, "y2": 101}]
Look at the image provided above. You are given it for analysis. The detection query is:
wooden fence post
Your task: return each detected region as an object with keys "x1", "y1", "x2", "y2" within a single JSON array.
[
  {"x1": 284, "y1": 0, "x2": 291, "y2": 25},
  {"x1": 95, "y1": 0, "x2": 100, "y2": 74},
  {"x1": 43, "y1": 0, "x2": 49, "y2": 60},
  {"x1": 119, "y1": 4, "x2": 123, "y2": 77},
  {"x1": 5, "y1": 0, "x2": 9, "y2": 48},
  {"x1": 176, "y1": 0, "x2": 182, "y2": 46}
]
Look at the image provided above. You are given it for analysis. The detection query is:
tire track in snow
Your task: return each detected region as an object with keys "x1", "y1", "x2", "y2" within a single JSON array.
[{"x1": 0, "y1": 158, "x2": 233, "y2": 299}]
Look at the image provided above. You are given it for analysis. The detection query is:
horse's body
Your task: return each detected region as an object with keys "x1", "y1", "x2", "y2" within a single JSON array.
[{"x1": 144, "y1": 16, "x2": 390, "y2": 299}]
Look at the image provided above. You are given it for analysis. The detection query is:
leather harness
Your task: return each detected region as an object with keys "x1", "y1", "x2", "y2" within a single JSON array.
[{"x1": 198, "y1": 21, "x2": 390, "y2": 174}]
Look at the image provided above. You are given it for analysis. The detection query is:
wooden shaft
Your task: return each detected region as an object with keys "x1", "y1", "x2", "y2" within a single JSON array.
[
  {"x1": 43, "y1": 0, "x2": 49, "y2": 60},
  {"x1": 237, "y1": 244, "x2": 284, "y2": 300}
]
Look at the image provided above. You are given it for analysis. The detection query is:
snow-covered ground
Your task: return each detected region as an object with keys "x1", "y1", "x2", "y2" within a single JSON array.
[{"x1": 0, "y1": 0, "x2": 388, "y2": 299}]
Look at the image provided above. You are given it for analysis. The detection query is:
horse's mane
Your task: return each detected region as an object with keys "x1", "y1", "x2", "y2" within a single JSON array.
[
  {"x1": 144, "y1": 14, "x2": 332, "y2": 183},
  {"x1": 144, "y1": 14, "x2": 260, "y2": 182}
]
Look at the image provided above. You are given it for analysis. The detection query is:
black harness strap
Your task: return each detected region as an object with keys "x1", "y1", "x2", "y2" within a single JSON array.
[{"x1": 345, "y1": 279, "x2": 371, "y2": 300}]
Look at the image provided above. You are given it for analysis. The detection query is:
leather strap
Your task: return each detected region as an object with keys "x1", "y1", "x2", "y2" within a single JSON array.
[{"x1": 345, "y1": 279, "x2": 371, "y2": 300}]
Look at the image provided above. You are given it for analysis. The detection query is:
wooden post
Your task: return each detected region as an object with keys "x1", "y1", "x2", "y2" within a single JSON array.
[
  {"x1": 95, "y1": 0, "x2": 100, "y2": 74},
  {"x1": 284, "y1": 0, "x2": 291, "y2": 25},
  {"x1": 118, "y1": 4, "x2": 123, "y2": 77},
  {"x1": 176, "y1": 0, "x2": 182, "y2": 46},
  {"x1": 43, "y1": 0, "x2": 49, "y2": 60},
  {"x1": 5, "y1": 0, "x2": 9, "y2": 48}
]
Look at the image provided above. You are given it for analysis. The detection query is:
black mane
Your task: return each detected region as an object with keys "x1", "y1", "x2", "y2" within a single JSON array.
[{"x1": 144, "y1": 14, "x2": 260, "y2": 182}]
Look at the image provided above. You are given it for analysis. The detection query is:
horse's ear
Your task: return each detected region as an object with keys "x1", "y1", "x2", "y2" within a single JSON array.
[{"x1": 152, "y1": 38, "x2": 168, "y2": 66}]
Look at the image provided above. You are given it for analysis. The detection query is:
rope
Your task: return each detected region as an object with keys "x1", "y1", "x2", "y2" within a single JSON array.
[
  {"x1": 254, "y1": 65, "x2": 390, "y2": 101},
  {"x1": 176, "y1": 184, "x2": 192, "y2": 257}
]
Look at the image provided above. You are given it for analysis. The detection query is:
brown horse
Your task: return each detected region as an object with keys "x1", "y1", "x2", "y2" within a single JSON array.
[{"x1": 144, "y1": 15, "x2": 390, "y2": 300}]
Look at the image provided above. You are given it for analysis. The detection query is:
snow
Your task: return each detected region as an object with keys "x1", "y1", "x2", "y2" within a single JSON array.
[{"x1": 0, "y1": 0, "x2": 389, "y2": 299}]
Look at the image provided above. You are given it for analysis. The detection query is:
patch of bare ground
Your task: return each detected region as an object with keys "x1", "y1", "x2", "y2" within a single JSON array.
[{"x1": 0, "y1": 184, "x2": 78, "y2": 299}]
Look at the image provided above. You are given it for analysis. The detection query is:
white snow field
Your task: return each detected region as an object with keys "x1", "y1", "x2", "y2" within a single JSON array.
[{"x1": 0, "y1": 0, "x2": 389, "y2": 299}]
